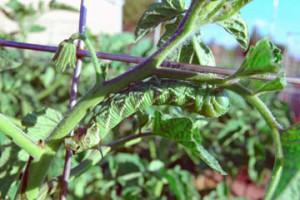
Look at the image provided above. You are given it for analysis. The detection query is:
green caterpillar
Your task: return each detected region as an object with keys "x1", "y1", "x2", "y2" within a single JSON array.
[{"x1": 64, "y1": 78, "x2": 230, "y2": 153}]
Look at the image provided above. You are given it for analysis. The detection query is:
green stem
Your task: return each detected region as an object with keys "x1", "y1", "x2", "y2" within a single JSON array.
[
  {"x1": 1, "y1": 114, "x2": 24, "y2": 129},
  {"x1": 264, "y1": 137, "x2": 283, "y2": 200},
  {"x1": 70, "y1": 33, "x2": 102, "y2": 83},
  {"x1": 245, "y1": 95, "x2": 283, "y2": 200},
  {"x1": 36, "y1": 75, "x2": 68, "y2": 100},
  {"x1": 0, "y1": 114, "x2": 43, "y2": 159},
  {"x1": 153, "y1": 67, "x2": 225, "y2": 85},
  {"x1": 245, "y1": 95, "x2": 283, "y2": 131},
  {"x1": 229, "y1": 84, "x2": 283, "y2": 200},
  {"x1": 47, "y1": 87, "x2": 103, "y2": 142},
  {"x1": 106, "y1": 132, "x2": 153, "y2": 148}
]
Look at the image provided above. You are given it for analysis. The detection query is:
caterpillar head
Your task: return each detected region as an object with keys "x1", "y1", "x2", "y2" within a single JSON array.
[
  {"x1": 64, "y1": 124, "x2": 100, "y2": 154},
  {"x1": 204, "y1": 89, "x2": 230, "y2": 118}
]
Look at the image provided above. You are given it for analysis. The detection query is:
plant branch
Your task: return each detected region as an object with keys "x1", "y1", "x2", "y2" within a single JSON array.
[
  {"x1": 153, "y1": 67, "x2": 225, "y2": 85},
  {"x1": 228, "y1": 83, "x2": 283, "y2": 200},
  {"x1": 245, "y1": 95, "x2": 283, "y2": 200},
  {"x1": 0, "y1": 114, "x2": 43, "y2": 159},
  {"x1": 106, "y1": 132, "x2": 153, "y2": 147},
  {"x1": 1, "y1": 40, "x2": 299, "y2": 85},
  {"x1": 0, "y1": 113, "x2": 24, "y2": 129}
]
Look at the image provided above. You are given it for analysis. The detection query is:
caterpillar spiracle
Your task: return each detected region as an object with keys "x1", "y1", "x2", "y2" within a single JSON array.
[{"x1": 64, "y1": 78, "x2": 230, "y2": 153}]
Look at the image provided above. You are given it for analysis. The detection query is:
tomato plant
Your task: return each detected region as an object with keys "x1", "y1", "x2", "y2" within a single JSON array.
[{"x1": 0, "y1": 0, "x2": 299, "y2": 199}]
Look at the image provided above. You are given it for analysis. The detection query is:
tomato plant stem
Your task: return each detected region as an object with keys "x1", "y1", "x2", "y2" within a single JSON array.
[
  {"x1": 245, "y1": 95, "x2": 283, "y2": 200},
  {"x1": 229, "y1": 83, "x2": 283, "y2": 199},
  {"x1": 0, "y1": 114, "x2": 43, "y2": 159},
  {"x1": 1, "y1": 39, "x2": 299, "y2": 85}
]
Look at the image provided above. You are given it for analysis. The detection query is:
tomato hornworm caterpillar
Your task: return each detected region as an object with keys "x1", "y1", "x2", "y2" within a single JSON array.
[{"x1": 64, "y1": 78, "x2": 230, "y2": 152}]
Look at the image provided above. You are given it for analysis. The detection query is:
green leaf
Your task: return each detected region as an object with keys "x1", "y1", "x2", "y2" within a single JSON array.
[
  {"x1": 218, "y1": 13, "x2": 249, "y2": 51},
  {"x1": 52, "y1": 39, "x2": 77, "y2": 71},
  {"x1": 162, "y1": 166, "x2": 201, "y2": 200},
  {"x1": 194, "y1": 0, "x2": 225, "y2": 26},
  {"x1": 253, "y1": 73, "x2": 286, "y2": 95},
  {"x1": 29, "y1": 25, "x2": 45, "y2": 32},
  {"x1": 273, "y1": 123, "x2": 300, "y2": 199},
  {"x1": 217, "y1": 0, "x2": 252, "y2": 21},
  {"x1": 0, "y1": 140, "x2": 27, "y2": 198},
  {"x1": 6, "y1": 1, "x2": 20, "y2": 9},
  {"x1": 191, "y1": 36, "x2": 216, "y2": 66},
  {"x1": 158, "y1": 15, "x2": 183, "y2": 47},
  {"x1": 166, "y1": 34, "x2": 215, "y2": 66},
  {"x1": 110, "y1": 153, "x2": 145, "y2": 187},
  {"x1": 158, "y1": 17, "x2": 215, "y2": 66},
  {"x1": 114, "y1": 153, "x2": 145, "y2": 172},
  {"x1": 195, "y1": 0, "x2": 252, "y2": 27},
  {"x1": 49, "y1": 0, "x2": 78, "y2": 12},
  {"x1": 0, "y1": 50, "x2": 22, "y2": 71},
  {"x1": 174, "y1": 37, "x2": 201, "y2": 64},
  {"x1": 21, "y1": 108, "x2": 63, "y2": 140},
  {"x1": 108, "y1": 33, "x2": 134, "y2": 53},
  {"x1": 230, "y1": 38, "x2": 281, "y2": 78},
  {"x1": 40, "y1": 67, "x2": 56, "y2": 87},
  {"x1": 247, "y1": 137, "x2": 265, "y2": 182},
  {"x1": 122, "y1": 186, "x2": 142, "y2": 197},
  {"x1": 134, "y1": 0, "x2": 187, "y2": 42},
  {"x1": 269, "y1": 40, "x2": 283, "y2": 64},
  {"x1": 148, "y1": 160, "x2": 164, "y2": 172},
  {"x1": 130, "y1": 38, "x2": 153, "y2": 57},
  {"x1": 153, "y1": 111, "x2": 226, "y2": 175}
]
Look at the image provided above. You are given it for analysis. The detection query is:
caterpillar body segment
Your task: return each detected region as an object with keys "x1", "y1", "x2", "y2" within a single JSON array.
[{"x1": 92, "y1": 78, "x2": 230, "y2": 136}]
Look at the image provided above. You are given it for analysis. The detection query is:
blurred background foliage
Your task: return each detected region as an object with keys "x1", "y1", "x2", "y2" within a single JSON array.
[
  {"x1": 0, "y1": 0, "x2": 294, "y2": 199},
  {"x1": 123, "y1": 0, "x2": 154, "y2": 31}
]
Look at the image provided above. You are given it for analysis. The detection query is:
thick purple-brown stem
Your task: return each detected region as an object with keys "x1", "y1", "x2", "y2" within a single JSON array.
[{"x1": 0, "y1": 39, "x2": 299, "y2": 86}]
